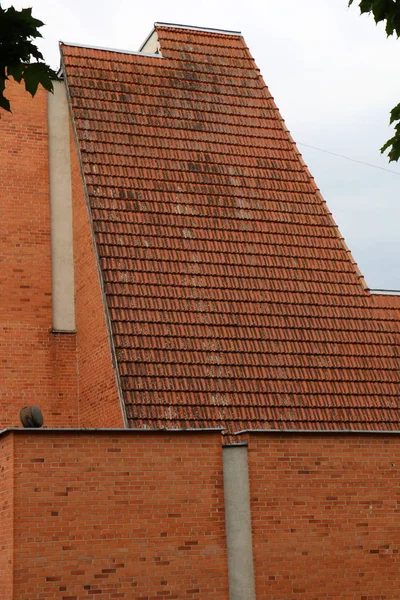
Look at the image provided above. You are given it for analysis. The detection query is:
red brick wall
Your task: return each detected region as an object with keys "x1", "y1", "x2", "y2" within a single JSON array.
[
  {"x1": 0, "y1": 81, "x2": 78, "y2": 428},
  {"x1": 11, "y1": 430, "x2": 229, "y2": 600},
  {"x1": 248, "y1": 433, "x2": 400, "y2": 599},
  {"x1": 0, "y1": 435, "x2": 13, "y2": 600},
  {"x1": 70, "y1": 131, "x2": 124, "y2": 427},
  {"x1": 6, "y1": 428, "x2": 400, "y2": 599}
]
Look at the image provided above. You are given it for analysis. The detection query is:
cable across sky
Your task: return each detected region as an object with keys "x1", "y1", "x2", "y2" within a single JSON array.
[{"x1": 298, "y1": 142, "x2": 400, "y2": 176}]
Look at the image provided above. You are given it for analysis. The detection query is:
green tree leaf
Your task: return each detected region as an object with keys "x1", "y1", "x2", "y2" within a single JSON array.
[
  {"x1": 22, "y1": 62, "x2": 56, "y2": 96},
  {"x1": 389, "y1": 102, "x2": 400, "y2": 124},
  {"x1": 0, "y1": 92, "x2": 10, "y2": 111},
  {"x1": 349, "y1": 0, "x2": 400, "y2": 160},
  {"x1": 349, "y1": 0, "x2": 400, "y2": 36},
  {"x1": 0, "y1": 4, "x2": 58, "y2": 112},
  {"x1": 7, "y1": 63, "x2": 24, "y2": 83}
]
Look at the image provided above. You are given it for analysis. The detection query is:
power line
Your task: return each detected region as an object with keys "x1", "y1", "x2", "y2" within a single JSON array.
[{"x1": 298, "y1": 142, "x2": 400, "y2": 176}]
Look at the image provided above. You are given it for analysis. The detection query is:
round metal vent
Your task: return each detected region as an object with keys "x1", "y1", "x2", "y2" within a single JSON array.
[{"x1": 19, "y1": 406, "x2": 44, "y2": 428}]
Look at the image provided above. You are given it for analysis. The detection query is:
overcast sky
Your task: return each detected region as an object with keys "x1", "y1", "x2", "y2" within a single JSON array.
[{"x1": 6, "y1": 0, "x2": 400, "y2": 289}]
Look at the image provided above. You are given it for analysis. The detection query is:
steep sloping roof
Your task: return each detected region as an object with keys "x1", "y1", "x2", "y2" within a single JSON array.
[{"x1": 61, "y1": 24, "x2": 400, "y2": 432}]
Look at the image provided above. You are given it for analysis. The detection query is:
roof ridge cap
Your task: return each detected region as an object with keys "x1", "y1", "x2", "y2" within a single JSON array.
[
  {"x1": 155, "y1": 22, "x2": 242, "y2": 36},
  {"x1": 60, "y1": 40, "x2": 163, "y2": 59}
]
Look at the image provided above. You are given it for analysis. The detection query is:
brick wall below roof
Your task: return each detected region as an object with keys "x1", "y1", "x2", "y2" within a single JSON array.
[
  {"x1": 11, "y1": 431, "x2": 229, "y2": 600},
  {"x1": 0, "y1": 81, "x2": 78, "y2": 428},
  {"x1": 4, "y1": 429, "x2": 400, "y2": 598},
  {"x1": 70, "y1": 128, "x2": 124, "y2": 427},
  {"x1": 248, "y1": 433, "x2": 400, "y2": 599},
  {"x1": 0, "y1": 435, "x2": 13, "y2": 600}
]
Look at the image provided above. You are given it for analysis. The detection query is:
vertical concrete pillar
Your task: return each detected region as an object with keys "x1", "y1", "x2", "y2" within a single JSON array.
[
  {"x1": 223, "y1": 444, "x2": 256, "y2": 600},
  {"x1": 47, "y1": 81, "x2": 75, "y2": 332}
]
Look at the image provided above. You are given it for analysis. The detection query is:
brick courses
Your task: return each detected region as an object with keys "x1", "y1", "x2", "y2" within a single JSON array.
[
  {"x1": 0, "y1": 435, "x2": 13, "y2": 600},
  {"x1": 70, "y1": 127, "x2": 125, "y2": 427},
  {"x1": 248, "y1": 433, "x2": 400, "y2": 599},
  {"x1": 10, "y1": 430, "x2": 229, "y2": 600},
  {"x1": 6, "y1": 428, "x2": 400, "y2": 599},
  {"x1": 0, "y1": 82, "x2": 78, "y2": 428},
  {"x1": 2, "y1": 23, "x2": 400, "y2": 600}
]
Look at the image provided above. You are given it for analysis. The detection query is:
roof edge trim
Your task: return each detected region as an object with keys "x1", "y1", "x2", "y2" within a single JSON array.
[
  {"x1": 60, "y1": 40, "x2": 163, "y2": 59},
  {"x1": 235, "y1": 429, "x2": 400, "y2": 435},
  {"x1": 0, "y1": 427, "x2": 224, "y2": 438},
  {"x1": 371, "y1": 289, "x2": 400, "y2": 295},
  {"x1": 155, "y1": 22, "x2": 242, "y2": 36}
]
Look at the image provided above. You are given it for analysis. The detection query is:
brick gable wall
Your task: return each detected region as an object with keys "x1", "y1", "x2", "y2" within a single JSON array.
[
  {"x1": 0, "y1": 82, "x2": 78, "y2": 428},
  {"x1": 69, "y1": 124, "x2": 125, "y2": 427}
]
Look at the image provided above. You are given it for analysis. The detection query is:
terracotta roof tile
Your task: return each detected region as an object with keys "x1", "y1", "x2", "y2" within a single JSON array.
[{"x1": 62, "y1": 25, "x2": 400, "y2": 433}]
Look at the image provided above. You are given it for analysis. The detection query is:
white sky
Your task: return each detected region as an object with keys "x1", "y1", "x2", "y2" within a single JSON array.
[{"x1": 6, "y1": 0, "x2": 400, "y2": 289}]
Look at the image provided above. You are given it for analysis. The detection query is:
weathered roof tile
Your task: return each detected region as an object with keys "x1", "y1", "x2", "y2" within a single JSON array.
[{"x1": 62, "y1": 24, "x2": 400, "y2": 432}]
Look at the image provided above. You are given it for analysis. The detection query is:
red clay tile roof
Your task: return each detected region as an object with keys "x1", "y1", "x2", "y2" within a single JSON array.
[{"x1": 61, "y1": 24, "x2": 400, "y2": 433}]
